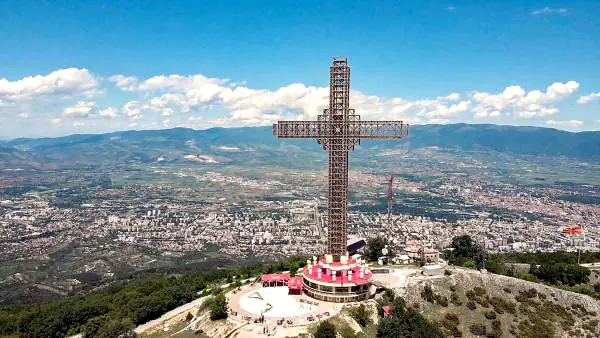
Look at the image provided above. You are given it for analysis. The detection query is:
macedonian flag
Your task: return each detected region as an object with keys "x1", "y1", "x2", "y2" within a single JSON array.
[{"x1": 562, "y1": 225, "x2": 582, "y2": 236}]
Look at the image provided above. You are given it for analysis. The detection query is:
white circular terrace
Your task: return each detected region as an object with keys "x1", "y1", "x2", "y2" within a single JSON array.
[{"x1": 238, "y1": 287, "x2": 317, "y2": 318}]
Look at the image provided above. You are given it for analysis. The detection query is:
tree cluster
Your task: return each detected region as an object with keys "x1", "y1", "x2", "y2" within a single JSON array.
[
  {"x1": 0, "y1": 256, "x2": 307, "y2": 338},
  {"x1": 529, "y1": 263, "x2": 591, "y2": 286},
  {"x1": 376, "y1": 289, "x2": 444, "y2": 338}
]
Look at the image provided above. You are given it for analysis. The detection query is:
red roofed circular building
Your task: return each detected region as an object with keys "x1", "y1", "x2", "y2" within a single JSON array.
[{"x1": 301, "y1": 254, "x2": 372, "y2": 303}]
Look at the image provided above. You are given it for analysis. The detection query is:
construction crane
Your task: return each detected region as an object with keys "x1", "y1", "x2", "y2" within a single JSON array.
[{"x1": 387, "y1": 175, "x2": 394, "y2": 223}]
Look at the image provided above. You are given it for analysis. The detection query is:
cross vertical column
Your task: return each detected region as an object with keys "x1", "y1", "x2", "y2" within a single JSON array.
[{"x1": 327, "y1": 57, "x2": 351, "y2": 261}]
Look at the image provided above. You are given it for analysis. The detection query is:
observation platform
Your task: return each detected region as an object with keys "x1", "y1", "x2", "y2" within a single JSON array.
[{"x1": 302, "y1": 255, "x2": 372, "y2": 303}]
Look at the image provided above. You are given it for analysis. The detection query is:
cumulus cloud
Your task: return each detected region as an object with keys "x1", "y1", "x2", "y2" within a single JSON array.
[
  {"x1": 105, "y1": 70, "x2": 585, "y2": 130},
  {"x1": 0, "y1": 68, "x2": 100, "y2": 102},
  {"x1": 122, "y1": 101, "x2": 142, "y2": 118},
  {"x1": 546, "y1": 120, "x2": 583, "y2": 128},
  {"x1": 110, "y1": 72, "x2": 473, "y2": 127},
  {"x1": 108, "y1": 75, "x2": 139, "y2": 91},
  {"x1": 3, "y1": 65, "x2": 594, "y2": 138},
  {"x1": 63, "y1": 101, "x2": 96, "y2": 117},
  {"x1": 471, "y1": 81, "x2": 579, "y2": 119},
  {"x1": 577, "y1": 92, "x2": 600, "y2": 104},
  {"x1": 98, "y1": 107, "x2": 118, "y2": 119},
  {"x1": 531, "y1": 7, "x2": 568, "y2": 16}
]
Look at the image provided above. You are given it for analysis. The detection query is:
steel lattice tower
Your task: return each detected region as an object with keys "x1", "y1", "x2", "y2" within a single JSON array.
[{"x1": 273, "y1": 57, "x2": 409, "y2": 262}]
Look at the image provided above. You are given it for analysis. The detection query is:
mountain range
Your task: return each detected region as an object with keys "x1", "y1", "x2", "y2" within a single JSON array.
[{"x1": 1, "y1": 124, "x2": 599, "y2": 169}]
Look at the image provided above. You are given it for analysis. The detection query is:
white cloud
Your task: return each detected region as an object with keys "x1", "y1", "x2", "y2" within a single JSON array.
[
  {"x1": 577, "y1": 92, "x2": 600, "y2": 104},
  {"x1": 546, "y1": 120, "x2": 583, "y2": 128},
  {"x1": 17, "y1": 112, "x2": 28, "y2": 118},
  {"x1": 109, "y1": 71, "x2": 584, "y2": 129},
  {"x1": 531, "y1": 7, "x2": 568, "y2": 16},
  {"x1": 471, "y1": 81, "x2": 578, "y2": 119},
  {"x1": 0, "y1": 68, "x2": 100, "y2": 102},
  {"x1": 72, "y1": 121, "x2": 86, "y2": 127},
  {"x1": 122, "y1": 101, "x2": 142, "y2": 118},
  {"x1": 108, "y1": 75, "x2": 139, "y2": 91},
  {"x1": 50, "y1": 118, "x2": 62, "y2": 125},
  {"x1": 63, "y1": 101, "x2": 96, "y2": 117},
  {"x1": 138, "y1": 74, "x2": 228, "y2": 93},
  {"x1": 439, "y1": 93, "x2": 460, "y2": 101},
  {"x1": 98, "y1": 107, "x2": 118, "y2": 119},
  {"x1": 427, "y1": 118, "x2": 450, "y2": 124}
]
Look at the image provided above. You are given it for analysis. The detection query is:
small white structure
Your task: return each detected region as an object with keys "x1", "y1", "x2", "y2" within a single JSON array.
[{"x1": 422, "y1": 264, "x2": 443, "y2": 276}]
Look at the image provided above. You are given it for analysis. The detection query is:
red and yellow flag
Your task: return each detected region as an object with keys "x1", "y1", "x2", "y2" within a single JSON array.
[{"x1": 562, "y1": 225, "x2": 582, "y2": 236}]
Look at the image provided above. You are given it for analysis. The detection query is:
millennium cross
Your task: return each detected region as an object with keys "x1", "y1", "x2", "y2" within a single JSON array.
[{"x1": 273, "y1": 57, "x2": 409, "y2": 262}]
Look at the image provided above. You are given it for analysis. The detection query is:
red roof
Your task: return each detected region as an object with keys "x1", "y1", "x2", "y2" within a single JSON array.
[
  {"x1": 382, "y1": 306, "x2": 393, "y2": 315},
  {"x1": 302, "y1": 257, "x2": 372, "y2": 285},
  {"x1": 288, "y1": 276, "x2": 303, "y2": 290},
  {"x1": 261, "y1": 273, "x2": 291, "y2": 282}
]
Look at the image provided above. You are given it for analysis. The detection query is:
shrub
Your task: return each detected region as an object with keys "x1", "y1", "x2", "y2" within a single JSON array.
[
  {"x1": 475, "y1": 296, "x2": 489, "y2": 307},
  {"x1": 314, "y1": 321, "x2": 336, "y2": 338},
  {"x1": 436, "y1": 295, "x2": 448, "y2": 307},
  {"x1": 339, "y1": 325, "x2": 357, "y2": 338},
  {"x1": 466, "y1": 300, "x2": 477, "y2": 310},
  {"x1": 469, "y1": 323, "x2": 486, "y2": 336},
  {"x1": 452, "y1": 327, "x2": 462, "y2": 337},
  {"x1": 450, "y1": 292, "x2": 462, "y2": 306},
  {"x1": 489, "y1": 296, "x2": 516, "y2": 314},
  {"x1": 503, "y1": 287, "x2": 512, "y2": 293},
  {"x1": 421, "y1": 285, "x2": 438, "y2": 303},
  {"x1": 445, "y1": 312, "x2": 460, "y2": 325},
  {"x1": 489, "y1": 320, "x2": 502, "y2": 338},
  {"x1": 473, "y1": 287, "x2": 486, "y2": 296},
  {"x1": 349, "y1": 304, "x2": 372, "y2": 327},
  {"x1": 444, "y1": 269, "x2": 452, "y2": 276},
  {"x1": 484, "y1": 310, "x2": 497, "y2": 320},
  {"x1": 185, "y1": 312, "x2": 193, "y2": 321}
]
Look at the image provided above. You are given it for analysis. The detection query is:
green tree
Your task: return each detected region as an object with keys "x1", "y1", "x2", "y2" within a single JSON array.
[
  {"x1": 314, "y1": 320, "x2": 336, "y2": 338},
  {"x1": 367, "y1": 236, "x2": 390, "y2": 262},
  {"x1": 209, "y1": 293, "x2": 228, "y2": 321},
  {"x1": 445, "y1": 235, "x2": 487, "y2": 269}
]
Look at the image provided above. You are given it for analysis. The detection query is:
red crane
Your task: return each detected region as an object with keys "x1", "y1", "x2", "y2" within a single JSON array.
[{"x1": 387, "y1": 175, "x2": 394, "y2": 222}]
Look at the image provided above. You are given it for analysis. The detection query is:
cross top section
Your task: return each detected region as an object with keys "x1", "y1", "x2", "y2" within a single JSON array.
[{"x1": 273, "y1": 58, "x2": 409, "y2": 262}]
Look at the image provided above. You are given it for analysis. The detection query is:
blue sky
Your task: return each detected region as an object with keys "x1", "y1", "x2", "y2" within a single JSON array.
[{"x1": 0, "y1": 0, "x2": 599, "y2": 138}]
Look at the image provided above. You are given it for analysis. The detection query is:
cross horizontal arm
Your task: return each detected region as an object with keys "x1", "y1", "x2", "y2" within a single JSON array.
[{"x1": 273, "y1": 121, "x2": 409, "y2": 139}]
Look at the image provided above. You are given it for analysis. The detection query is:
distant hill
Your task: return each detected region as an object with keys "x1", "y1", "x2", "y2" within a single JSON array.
[{"x1": 2, "y1": 124, "x2": 599, "y2": 169}]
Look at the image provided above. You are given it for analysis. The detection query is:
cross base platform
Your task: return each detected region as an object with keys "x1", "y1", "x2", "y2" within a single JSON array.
[{"x1": 301, "y1": 256, "x2": 372, "y2": 303}]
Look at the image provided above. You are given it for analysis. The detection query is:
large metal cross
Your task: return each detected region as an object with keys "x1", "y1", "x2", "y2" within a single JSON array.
[{"x1": 273, "y1": 57, "x2": 409, "y2": 262}]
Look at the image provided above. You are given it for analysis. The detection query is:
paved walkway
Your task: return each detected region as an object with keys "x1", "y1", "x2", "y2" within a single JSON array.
[{"x1": 227, "y1": 283, "x2": 341, "y2": 327}]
